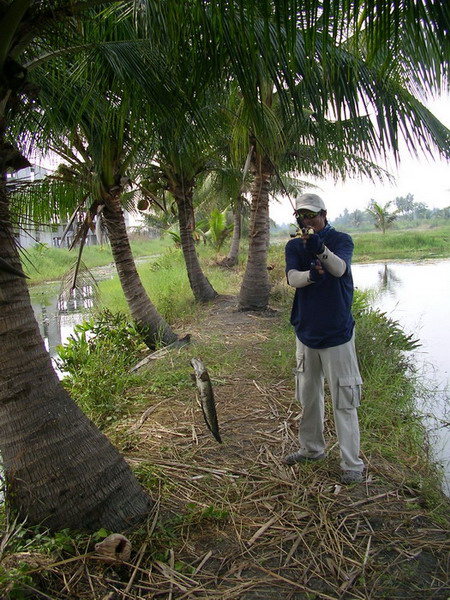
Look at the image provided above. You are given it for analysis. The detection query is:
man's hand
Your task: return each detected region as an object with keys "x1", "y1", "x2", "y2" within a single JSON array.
[
  {"x1": 305, "y1": 233, "x2": 325, "y2": 255},
  {"x1": 308, "y1": 259, "x2": 325, "y2": 282}
]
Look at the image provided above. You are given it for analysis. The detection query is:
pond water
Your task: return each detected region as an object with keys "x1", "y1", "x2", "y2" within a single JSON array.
[
  {"x1": 32, "y1": 285, "x2": 95, "y2": 351},
  {"x1": 30, "y1": 259, "x2": 450, "y2": 495},
  {"x1": 352, "y1": 260, "x2": 450, "y2": 495}
]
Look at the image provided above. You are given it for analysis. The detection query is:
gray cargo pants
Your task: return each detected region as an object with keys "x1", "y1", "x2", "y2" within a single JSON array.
[{"x1": 295, "y1": 333, "x2": 365, "y2": 472}]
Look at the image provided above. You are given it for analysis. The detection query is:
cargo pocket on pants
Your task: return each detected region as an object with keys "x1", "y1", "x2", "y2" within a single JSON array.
[
  {"x1": 294, "y1": 352, "x2": 305, "y2": 404},
  {"x1": 337, "y1": 376, "x2": 362, "y2": 409},
  {"x1": 295, "y1": 352, "x2": 305, "y2": 374}
]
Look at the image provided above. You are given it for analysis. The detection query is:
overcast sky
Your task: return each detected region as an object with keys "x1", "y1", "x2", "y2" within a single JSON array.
[{"x1": 271, "y1": 95, "x2": 450, "y2": 225}]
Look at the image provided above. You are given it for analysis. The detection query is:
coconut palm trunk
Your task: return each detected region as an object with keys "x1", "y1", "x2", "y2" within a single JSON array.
[
  {"x1": 172, "y1": 183, "x2": 217, "y2": 303},
  {"x1": 102, "y1": 192, "x2": 178, "y2": 348},
  {"x1": 0, "y1": 180, "x2": 152, "y2": 532},
  {"x1": 238, "y1": 157, "x2": 273, "y2": 310}
]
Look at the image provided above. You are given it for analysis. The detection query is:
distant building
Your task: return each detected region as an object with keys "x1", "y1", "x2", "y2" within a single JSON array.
[
  {"x1": 6, "y1": 164, "x2": 98, "y2": 249},
  {"x1": 7, "y1": 163, "x2": 148, "y2": 248}
]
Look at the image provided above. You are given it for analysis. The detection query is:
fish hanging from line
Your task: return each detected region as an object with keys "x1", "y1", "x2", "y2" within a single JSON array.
[{"x1": 190, "y1": 357, "x2": 222, "y2": 443}]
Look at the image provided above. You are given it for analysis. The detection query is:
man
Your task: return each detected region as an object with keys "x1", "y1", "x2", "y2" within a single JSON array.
[{"x1": 284, "y1": 192, "x2": 364, "y2": 484}]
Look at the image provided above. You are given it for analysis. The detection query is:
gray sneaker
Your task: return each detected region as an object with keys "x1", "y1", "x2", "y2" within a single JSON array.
[
  {"x1": 341, "y1": 470, "x2": 363, "y2": 484},
  {"x1": 282, "y1": 451, "x2": 326, "y2": 465}
]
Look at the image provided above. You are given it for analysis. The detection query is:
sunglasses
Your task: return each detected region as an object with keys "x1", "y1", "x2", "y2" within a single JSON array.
[{"x1": 297, "y1": 210, "x2": 320, "y2": 219}]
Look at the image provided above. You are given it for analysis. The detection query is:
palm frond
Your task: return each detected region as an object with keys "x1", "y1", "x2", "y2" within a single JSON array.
[{"x1": 58, "y1": 259, "x2": 99, "y2": 314}]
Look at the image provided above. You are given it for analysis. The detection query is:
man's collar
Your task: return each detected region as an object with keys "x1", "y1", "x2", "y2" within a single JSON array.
[{"x1": 318, "y1": 224, "x2": 332, "y2": 239}]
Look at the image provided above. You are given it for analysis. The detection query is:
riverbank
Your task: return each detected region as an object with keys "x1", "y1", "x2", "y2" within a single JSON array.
[
  {"x1": 351, "y1": 225, "x2": 450, "y2": 262},
  {"x1": 3, "y1": 278, "x2": 450, "y2": 598},
  {"x1": 21, "y1": 222, "x2": 450, "y2": 286}
]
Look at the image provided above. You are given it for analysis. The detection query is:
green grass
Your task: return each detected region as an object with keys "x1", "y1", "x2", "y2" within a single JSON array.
[
  {"x1": 21, "y1": 235, "x2": 174, "y2": 284},
  {"x1": 352, "y1": 224, "x2": 450, "y2": 262},
  {"x1": 269, "y1": 223, "x2": 450, "y2": 264},
  {"x1": 353, "y1": 299, "x2": 425, "y2": 460},
  {"x1": 97, "y1": 245, "x2": 243, "y2": 326},
  {"x1": 24, "y1": 238, "x2": 243, "y2": 329},
  {"x1": 55, "y1": 311, "x2": 150, "y2": 428}
]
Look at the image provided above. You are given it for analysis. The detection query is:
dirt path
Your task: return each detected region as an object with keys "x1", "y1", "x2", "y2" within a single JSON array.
[{"x1": 123, "y1": 295, "x2": 450, "y2": 600}]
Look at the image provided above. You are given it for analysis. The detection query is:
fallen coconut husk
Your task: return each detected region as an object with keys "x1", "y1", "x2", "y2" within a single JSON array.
[{"x1": 94, "y1": 534, "x2": 132, "y2": 564}]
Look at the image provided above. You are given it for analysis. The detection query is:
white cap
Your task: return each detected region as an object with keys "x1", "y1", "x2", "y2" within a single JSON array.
[{"x1": 295, "y1": 193, "x2": 326, "y2": 212}]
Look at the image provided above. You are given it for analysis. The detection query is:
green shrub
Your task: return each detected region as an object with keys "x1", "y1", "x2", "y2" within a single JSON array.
[{"x1": 55, "y1": 310, "x2": 148, "y2": 427}]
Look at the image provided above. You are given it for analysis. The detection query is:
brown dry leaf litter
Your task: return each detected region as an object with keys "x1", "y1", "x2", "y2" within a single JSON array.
[{"x1": 15, "y1": 295, "x2": 450, "y2": 599}]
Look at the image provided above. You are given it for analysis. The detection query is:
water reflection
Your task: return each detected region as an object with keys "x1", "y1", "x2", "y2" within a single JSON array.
[
  {"x1": 353, "y1": 260, "x2": 450, "y2": 496},
  {"x1": 377, "y1": 264, "x2": 402, "y2": 293},
  {"x1": 57, "y1": 285, "x2": 96, "y2": 313},
  {"x1": 32, "y1": 284, "x2": 97, "y2": 360}
]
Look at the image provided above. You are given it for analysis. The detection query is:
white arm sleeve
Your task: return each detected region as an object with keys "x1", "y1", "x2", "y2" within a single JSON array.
[
  {"x1": 316, "y1": 246, "x2": 346, "y2": 277},
  {"x1": 287, "y1": 269, "x2": 313, "y2": 288}
]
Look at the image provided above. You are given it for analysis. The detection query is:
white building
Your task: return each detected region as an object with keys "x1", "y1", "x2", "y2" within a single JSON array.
[{"x1": 6, "y1": 164, "x2": 98, "y2": 249}]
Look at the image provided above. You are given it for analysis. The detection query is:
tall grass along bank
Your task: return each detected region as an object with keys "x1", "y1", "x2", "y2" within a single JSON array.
[{"x1": 352, "y1": 225, "x2": 450, "y2": 262}]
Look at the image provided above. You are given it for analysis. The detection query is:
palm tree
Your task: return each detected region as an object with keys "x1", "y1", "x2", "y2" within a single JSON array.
[
  {"x1": 223, "y1": 191, "x2": 246, "y2": 266},
  {"x1": 144, "y1": 157, "x2": 218, "y2": 303},
  {"x1": 0, "y1": 249, "x2": 152, "y2": 533},
  {"x1": 204, "y1": 207, "x2": 234, "y2": 252},
  {"x1": 238, "y1": 141, "x2": 276, "y2": 310},
  {"x1": 367, "y1": 200, "x2": 398, "y2": 233},
  {"x1": 235, "y1": 84, "x2": 374, "y2": 309},
  {"x1": 136, "y1": 75, "x2": 226, "y2": 302},
  {"x1": 234, "y1": 5, "x2": 450, "y2": 310},
  {"x1": 194, "y1": 158, "x2": 250, "y2": 267},
  {"x1": 16, "y1": 68, "x2": 179, "y2": 349},
  {"x1": 0, "y1": 0, "x2": 169, "y2": 531}
]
